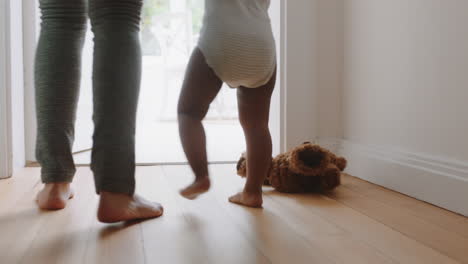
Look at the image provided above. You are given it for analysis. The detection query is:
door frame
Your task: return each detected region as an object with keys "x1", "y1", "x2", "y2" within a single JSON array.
[
  {"x1": 23, "y1": 0, "x2": 38, "y2": 163},
  {"x1": 0, "y1": 0, "x2": 13, "y2": 179}
]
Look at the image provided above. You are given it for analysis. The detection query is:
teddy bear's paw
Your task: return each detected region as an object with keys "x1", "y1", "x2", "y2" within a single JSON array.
[
  {"x1": 321, "y1": 170, "x2": 342, "y2": 191},
  {"x1": 334, "y1": 157, "x2": 348, "y2": 171}
]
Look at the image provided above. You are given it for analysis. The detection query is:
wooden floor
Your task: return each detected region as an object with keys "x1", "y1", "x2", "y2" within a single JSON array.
[{"x1": 1, "y1": 165, "x2": 467, "y2": 264}]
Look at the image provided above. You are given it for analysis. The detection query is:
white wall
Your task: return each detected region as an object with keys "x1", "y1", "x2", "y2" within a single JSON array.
[
  {"x1": 283, "y1": 0, "x2": 319, "y2": 150},
  {"x1": 343, "y1": 0, "x2": 468, "y2": 161},
  {"x1": 317, "y1": 0, "x2": 344, "y2": 139},
  {"x1": 280, "y1": 0, "x2": 344, "y2": 145},
  {"x1": 341, "y1": 0, "x2": 468, "y2": 215}
]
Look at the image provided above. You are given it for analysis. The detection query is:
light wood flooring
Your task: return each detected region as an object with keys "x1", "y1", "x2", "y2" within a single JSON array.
[{"x1": 0, "y1": 165, "x2": 467, "y2": 264}]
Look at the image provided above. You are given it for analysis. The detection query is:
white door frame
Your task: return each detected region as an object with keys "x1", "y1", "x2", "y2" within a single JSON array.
[
  {"x1": 268, "y1": 0, "x2": 286, "y2": 156},
  {"x1": 23, "y1": 0, "x2": 38, "y2": 163},
  {"x1": 1, "y1": 0, "x2": 13, "y2": 179}
]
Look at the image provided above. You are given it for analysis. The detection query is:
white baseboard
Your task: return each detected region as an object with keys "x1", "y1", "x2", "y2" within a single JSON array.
[{"x1": 317, "y1": 138, "x2": 468, "y2": 217}]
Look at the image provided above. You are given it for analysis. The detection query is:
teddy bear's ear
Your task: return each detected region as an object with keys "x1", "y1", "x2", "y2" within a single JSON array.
[{"x1": 335, "y1": 157, "x2": 347, "y2": 171}]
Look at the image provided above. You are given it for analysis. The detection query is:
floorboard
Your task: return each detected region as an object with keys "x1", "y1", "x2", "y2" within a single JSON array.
[{"x1": 0, "y1": 166, "x2": 466, "y2": 264}]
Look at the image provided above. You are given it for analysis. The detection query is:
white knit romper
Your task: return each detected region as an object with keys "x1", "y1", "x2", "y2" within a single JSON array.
[{"x1": 198, "y1": 0, "x2": 276, "y2": 88}]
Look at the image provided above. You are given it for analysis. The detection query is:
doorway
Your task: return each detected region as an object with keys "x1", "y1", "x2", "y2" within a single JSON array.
[{"x1": 23, "y1": 0, "x2": 282, "y2": 165}]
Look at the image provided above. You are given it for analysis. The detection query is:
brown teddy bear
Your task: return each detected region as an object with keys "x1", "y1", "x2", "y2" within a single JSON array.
[{"x1": 236, "y1": 142, "x2": 347, "y2": 193}]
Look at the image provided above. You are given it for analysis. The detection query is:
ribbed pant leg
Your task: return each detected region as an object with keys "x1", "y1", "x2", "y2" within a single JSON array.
[
  {"x1": 89, "y1": 0, "x2": 143, "y2": 194},
  {"x1": 35, "y1": 0, "x2": 87, "y2": 183}
]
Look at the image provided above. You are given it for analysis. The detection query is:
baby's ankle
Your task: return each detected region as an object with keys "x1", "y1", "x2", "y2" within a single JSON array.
[
  {"x1": 243, "y1": 187, "x2": 262, "y2": 196},
  {"x1": 195, "y1": 175, "x2": 210, "y2": 182},
  {"x1": 180, "y1": 176, "x2": 211, "y2": 200}
]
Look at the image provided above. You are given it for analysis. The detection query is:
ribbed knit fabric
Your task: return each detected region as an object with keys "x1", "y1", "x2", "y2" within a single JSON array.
[
  {"x1": 198, "y1": 0, "x2": 276, "y2": 88},
  {"x1": 35, "y1": 0, "x2": 143, "y2": 195}
]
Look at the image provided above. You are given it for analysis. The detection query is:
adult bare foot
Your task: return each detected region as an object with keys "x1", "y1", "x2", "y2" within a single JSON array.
[
  {"x1": 228, "y1": 191, "x2": 263, "y2": 208},
  {"x1": 97, "y1": 192, "x2": 164, "y2": 223},
  {"x1": 180, "y1": 177, "x2": 211, "y2": 200},
  {"x1": 36, "y1": 183, "x2": 74, "y2": 210}
]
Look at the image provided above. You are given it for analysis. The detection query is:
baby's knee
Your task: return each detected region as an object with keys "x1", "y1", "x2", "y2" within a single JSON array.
[
  {"x1": 239, "y1": 116, "x2": 268, "y2": 132},
  {"x1": 177, "y1": 105, "x2": 208, "y2": 121}
]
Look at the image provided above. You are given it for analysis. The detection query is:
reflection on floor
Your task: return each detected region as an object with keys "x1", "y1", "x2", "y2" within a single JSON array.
[
  {"x1": 73, "y1": 120, "x2": 245, "y2": 164},
  {"x1": 1, "y1": 166, "x2": 468, "y2": 264}
]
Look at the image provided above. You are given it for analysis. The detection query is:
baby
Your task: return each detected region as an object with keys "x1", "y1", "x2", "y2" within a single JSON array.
[{"x1": 177, "y1": 0, "x2": 276, "y2": 208}]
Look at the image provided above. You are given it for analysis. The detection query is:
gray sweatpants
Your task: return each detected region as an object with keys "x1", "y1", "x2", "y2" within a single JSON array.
[{"x1": 35, "y1": 0, "x2": 143, "y2": 195}]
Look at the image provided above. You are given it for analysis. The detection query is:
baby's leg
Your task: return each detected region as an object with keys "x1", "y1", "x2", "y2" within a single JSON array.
[
  {"x1": 229, "y1": 69, "x2": 277, "y2": 208},
  {"x1": 178, "y1": 48, "x2": 223, "y2": 199}
]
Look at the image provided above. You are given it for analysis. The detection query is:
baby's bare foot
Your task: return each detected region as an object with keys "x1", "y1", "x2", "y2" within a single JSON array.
[
  {"x1": 97, "y1": 192, "x2": 164, "y2": 223},
  {"x1": 228, "y1": 191, "x2": 263, "y2": 208},
  {"x1": 180, "y1": 177, "x2": 211, "y2": 200},
  {"x1": 36, "y1": 183, "x2": 74, "y2": 210}
]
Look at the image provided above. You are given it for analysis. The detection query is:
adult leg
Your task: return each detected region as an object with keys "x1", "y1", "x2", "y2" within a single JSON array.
[
  {"x1": 89, "y1": 0, "x2": 162, "y2": 222},
  {"x1": 178, "y1": 48, "x2": 223, "y2": 199},
  {"x1": 229, "y1": 69, "x2": 276, "y2": 208},
  {"x1": 35, "y1": 0, "x2": 87, "y2": 210}
]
